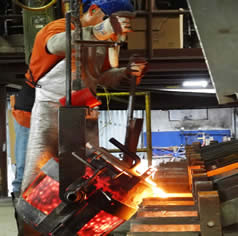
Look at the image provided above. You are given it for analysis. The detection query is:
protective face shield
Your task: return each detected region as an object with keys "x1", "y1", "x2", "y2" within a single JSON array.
[{"x1": 83, "y1": 0, "x2": 135, "y2": 68}]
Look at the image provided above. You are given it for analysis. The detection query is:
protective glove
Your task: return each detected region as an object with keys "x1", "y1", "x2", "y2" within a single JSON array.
[
  {"x1": 59, "y1": 88, "x2": 101, "y2": 108},
  {"x1": 93, "y1": 16, "x2": 132, "y2": 41},
  {"x1": 126, "y1": 56, "x2": 148, "y2": 85}
]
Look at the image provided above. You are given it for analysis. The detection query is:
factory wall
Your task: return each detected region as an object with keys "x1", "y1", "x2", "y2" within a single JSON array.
[
  {"x1": 98, "y1": 108, "x2": 234, "y2": 151},
  {"x1": 150, "y1": 108, "x2": 233, "y2": 132},
  {"x1": 98, "y1": 110, "x2": 145, "y2": 158},
  {"x1": 148, "y1": 108, "x2": 233, "y2": 147}
]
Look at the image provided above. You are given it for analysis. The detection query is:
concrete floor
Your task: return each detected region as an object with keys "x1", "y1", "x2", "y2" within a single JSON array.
[{"x1": 0, "y1": 197, "x2": 18, "y2": 236}]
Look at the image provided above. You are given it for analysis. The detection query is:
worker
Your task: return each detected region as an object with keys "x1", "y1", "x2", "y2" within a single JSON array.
[
  {"x1": 10, "y1": 85, "x2": 34, "y2": 236},
  {"x1": 20, "y1": 0, "x2": 147, "y2": 198},
  {"x1": 10, "y1": 86, "x2": 34, "y2": 197}
]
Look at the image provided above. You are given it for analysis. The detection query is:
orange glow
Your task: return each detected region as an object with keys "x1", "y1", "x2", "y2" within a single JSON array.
[
  {"x1": 145, "y1": 178, "x2": 168, "y2": 198},
  {"x1": 77, "y1": 210, "x2": 124, "y2": 236},
  {"x1": 165, "y1": 193, "x2": 193, "y2": 198},
  {"x1": 207, "y1": 162, "x2": 238, "y2": 177},
  {"x1": 152, "y1": 187, "x2": 168, "y2": 199},
  {"x1": 146, "y1": 178, "x2": 192, "y2": 199},
  {"x1": 151, "y1": 186, "x2": 192, "y2": 199},
  {"x1": 131, "y1": 224, "x2": 200, "y2": 232},
  {"x1": 23, "y1": 176, "x2": 61, "y2": 215},
  {"x1": 37, "y1": 151, "x2": 55, "y2": 169},
  {"x1": 137, "y1": 210, "x2": 198, "y2": 217},
  {"x1": 142, "y1": 198, "x2": 195, "y2": 206}
]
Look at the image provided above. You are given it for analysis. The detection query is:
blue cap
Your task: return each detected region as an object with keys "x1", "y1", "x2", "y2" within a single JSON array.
[{"x1": 83, "y1": 0, "x2": 134, "y2": 16}]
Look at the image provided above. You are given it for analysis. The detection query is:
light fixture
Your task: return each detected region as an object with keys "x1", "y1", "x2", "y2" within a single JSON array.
[{"x1": 182, "y1": 80, "x2": 208, "y2": 88}]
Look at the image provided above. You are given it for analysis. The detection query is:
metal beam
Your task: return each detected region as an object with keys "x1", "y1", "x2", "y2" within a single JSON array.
[
  {"x1": 0, "y1": 86, "x2": 7, "y2": 196},
  {"x1": 187, "y1": 0, "x2": 238, "y2": 104}
]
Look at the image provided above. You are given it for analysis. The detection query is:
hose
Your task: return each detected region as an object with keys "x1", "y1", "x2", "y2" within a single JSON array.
[{"x1": 15, "y1": 0, "x2": 57, "y2": 11}]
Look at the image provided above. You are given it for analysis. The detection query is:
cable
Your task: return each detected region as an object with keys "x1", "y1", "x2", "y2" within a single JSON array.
[{"x1": 15, "y1": 0, "x2": 57, "y2": 11}]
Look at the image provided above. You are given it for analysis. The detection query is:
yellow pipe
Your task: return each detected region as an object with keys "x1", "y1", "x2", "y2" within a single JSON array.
[
  {"x1": 97, "y1": 92, "x2": 147, "y2": 97},
  {"x1": 15, "y1": 0, "x2": 57, "y2": 11},
  {"x1": 145, "y1": 92, "x2": 152, "y2": 166},
  {"x1": 64, "y1": 2, "x2": 70, "y2": 13}
]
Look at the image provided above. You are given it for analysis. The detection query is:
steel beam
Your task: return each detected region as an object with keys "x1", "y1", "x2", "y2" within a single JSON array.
[
  {"x1": 187, "y1": 0, "x2": 238, "y2": 104},
  {"x1": 198, "y1": 191, "x2": 222, "y2": 236},
  {"x1": 0, "y1": 86, "x2": 7, "y2": 196}
]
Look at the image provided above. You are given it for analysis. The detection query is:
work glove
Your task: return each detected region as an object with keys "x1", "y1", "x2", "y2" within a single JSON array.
[
  {"x1": 59, "y1": 88, "x2": 101, "y2": 108},
  {"x1": 126, "y1": 56, "x2": 148, "y2": 85},
  {"x1": 93, "y1": 15, "x2": 132, "y2": 41}
]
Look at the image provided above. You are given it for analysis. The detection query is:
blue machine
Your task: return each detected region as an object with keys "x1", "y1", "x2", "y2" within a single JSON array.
[{"x1": 144, "y1": 129, "x2": 231, "y2": 158}]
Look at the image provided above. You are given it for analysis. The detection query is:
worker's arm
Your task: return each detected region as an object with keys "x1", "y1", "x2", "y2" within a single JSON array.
[
  {"x1": 47, "y1": 15, "x2": 132, "y2": 56},
  {"x1": 46, "y1": 27, "x2": 95, "y2": 56},
  {"x1": 98, "y1": 60, "x2": 147, "y2": 88}
]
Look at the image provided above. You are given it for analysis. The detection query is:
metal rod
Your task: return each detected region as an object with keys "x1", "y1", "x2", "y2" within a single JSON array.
[
  {"x1": 74, "y1": 0, "x2": 83, "y2": 91},
  {"x1": 146, "y1": 0, "x2": 153, "y2": 59},
  {"x1": 136, "y1": 9, "x2": 190, "y2": 16},
  {"x1": 127, "y1": 77, "x2": 136, "y2": 122},
  {"x1": 145, "y1": 92, "x2": 152, "y2": 166},
  {"x1": 72, "y1": 152, "x2": 95, "y2": 170},
  {"x1": 65, "y1": 11, "x2": 72, "y2": 106},
  {"x1": 74, "y1": 40, "x2": 120, "y2": 47},
  {"x1": 108, "y1": 148, "x2": 148, "y2": 153}
]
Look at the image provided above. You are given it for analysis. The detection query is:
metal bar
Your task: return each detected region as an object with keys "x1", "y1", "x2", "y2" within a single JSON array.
[
  {"x1": 141, "y1": 205, "x2": 196, "y2": 211},
  {"x1": 145, "y1": 92, "x2": 152, "y2": 166},
  {"x1": 58, "y1": 107, "x2": 86, "y2": 200},
  {"x1": 146, "y1": 0, "x2": 153, "y2": 59},
  {"x1": 135, "y1": 9, "x2": 191, "y2": 16},
  {"x1": 123, "y1": 73, "x2": 139, "y2": 166},
  {"x1": 65, "y1": 11, "x2": 72, "y2": 106},
  {"x1": 109, "y1": 138, "x2": 140, "y2": 166},
  {"x1": 128, "y1": 233, "x2": 199, "y2": 236},
  {"x1": 131, "y1": 216, "x2": 200, "y2": 225},
  {"x1": 0, "y1": 86, "x2": 7, "y2": 196},
  {"x1": 73, "y1": 40, "x2": 121, "y2": 47},
  {"x1": 73, "y1": 0, "x2": 83, "y2": 91},
  {"x1": 198, "y1": 191, "x2": 222, "y2": 236},
  {"x1": 108, "y1": 148, "x2": 148, "y2": 153},
  {"x1": 127, "y1": 77, "x2": 137, "y2": 121}
]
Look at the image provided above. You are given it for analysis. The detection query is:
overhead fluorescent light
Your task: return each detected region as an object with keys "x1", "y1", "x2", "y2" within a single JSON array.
[
  {"x1": 182, "y1": 80, "x2": 208, "y2": 88},
  {"x1": 159, "y1": 88, "x2": 216, "y2": 94}
]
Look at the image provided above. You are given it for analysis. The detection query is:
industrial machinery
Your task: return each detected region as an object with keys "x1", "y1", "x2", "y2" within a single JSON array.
[
  {"x1": 17, "y1": 143, "x2": 156, "y2": 235},
  {"x1": 126, "y1": 141, "x2": 238, "y2": 236},
  {"x1": 8, "y1": 1, "x2": 238, "y2": 235}
]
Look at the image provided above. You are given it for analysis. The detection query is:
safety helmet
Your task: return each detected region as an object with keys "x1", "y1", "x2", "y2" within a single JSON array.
[{"x1": 83, "y1": 0, "x2": 134, "y2": 16}]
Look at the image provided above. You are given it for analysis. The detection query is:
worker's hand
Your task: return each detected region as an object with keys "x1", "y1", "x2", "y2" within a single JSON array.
[
  {"x1": 127, "y1": 56, "x2": 148, "y2": 85},
  {"x1": 93, "y1": 16, "x2": 132, "y2": 41}
]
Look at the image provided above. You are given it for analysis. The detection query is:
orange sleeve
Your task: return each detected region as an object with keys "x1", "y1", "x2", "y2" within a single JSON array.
[
  {"x1": 25, "y1": 18, "x2": 75, "y2": 85},
  {"x1": 12, "y1": 109, "x2": 31, "y2": 128},
  {"x1": 10, "y1": 95, "x2": 31, "y2": 128}
]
